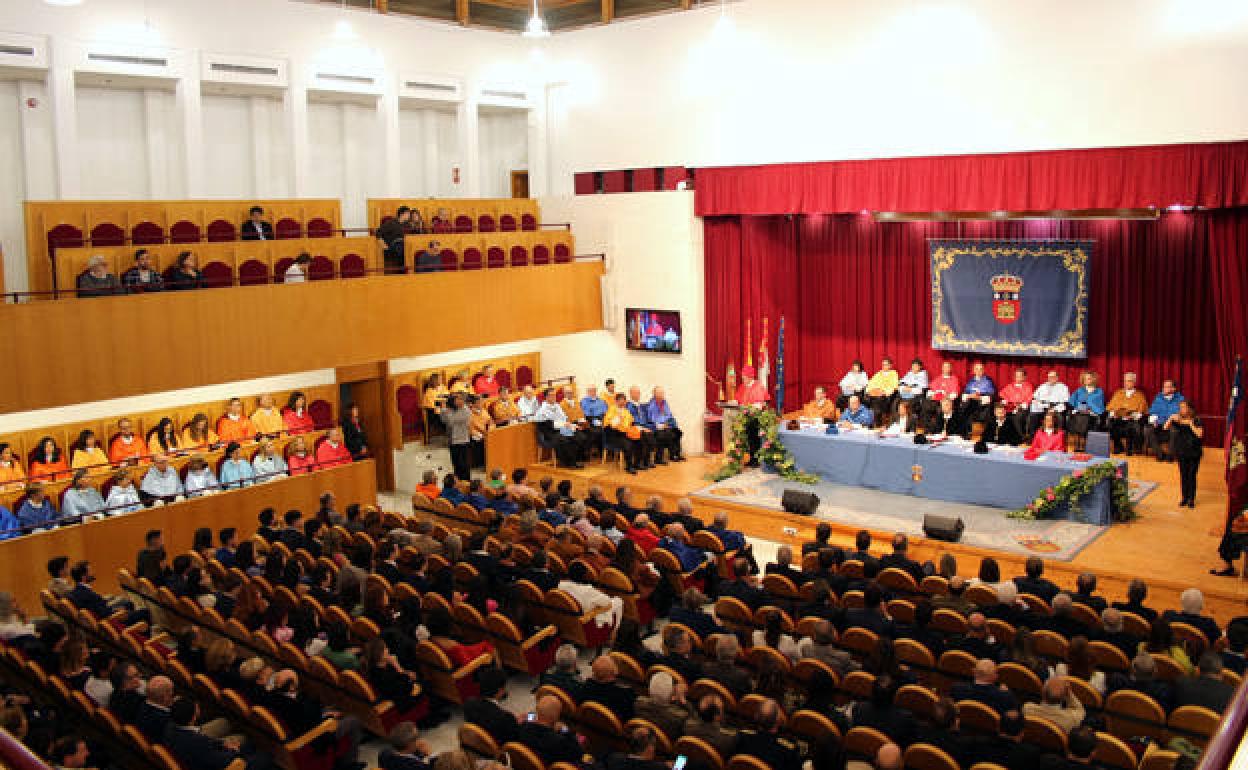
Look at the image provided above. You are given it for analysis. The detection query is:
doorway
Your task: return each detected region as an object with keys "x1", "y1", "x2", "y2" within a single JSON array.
[
  {"x1": 337, "y1": 362, "x2": 396, "y2": 491},
  {"x1": 510, "y1": 170, "x2": 530, "y2": 199}
]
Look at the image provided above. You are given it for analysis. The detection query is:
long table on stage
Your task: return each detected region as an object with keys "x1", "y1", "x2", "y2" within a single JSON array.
[{"x1": 779, "y1": 428, "x2": 1125, "y2": 525}]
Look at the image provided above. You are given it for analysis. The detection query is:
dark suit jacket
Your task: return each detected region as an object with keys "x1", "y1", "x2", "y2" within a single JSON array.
[
  {"x1": 1072, "y1": 592, "x2": 1109, "y2": 614},
  {"x1": 701, "y1": 661, "x2": 753, "y2": 698},
  {"x1": 1108, "y1": 675, "x2": 1174, "y2": 713},
  {"x1": 463, "y1": 697, "x2": 519, "y2": 745},
  {"x1": 522, "y1": 568, "x2": 560, "y2": 592},
  {"x1": 981, "y1": 419, "x2": 1021, "y2": 446},
  {"x1": 1013, "y1": 576, "x2": 1060, "y2": 602},
  {"x1": 136, "y1": 702, "x2": 172, "y2": 742},
  {"x1": 165, "y1": 726, "x2": 240, "y2": 770},
  {"x1": 736, "y1": 730, "x2": 803, "y2": 770},
  {"x1": 950, "y1": 682, "x2": 1018, "y2": 716},
  {"x1": 927, "y1": 411, "x2": 968, "y2": 437},
  {"x1": 1112, "y1": 600, "x2": 1157, "y2": 623},
  {"x1": 1174, "y1": 676, "x2": 1235, "y2": 712},
  {"x1": 764, "y1": 563, "x2": 808, "y2": 586},
  {"x1": 516, "y1": 721, "x2": 582, "y2": 764},
  {"x1": 1162, "y1": 610, "x2": 1221, "y2": 645},
  {"x1": 879, "y1": 553, "x2": 925, "y2": 584},
  {"x1": 240, "y1": 220, "x2": 274, "y2": 241},
  {"x1": 580, "y1": 679, "x2": 635, "y2": 720},
  {"x1": 377, "y1": 562, "x2": 410, "y2": 586},
  {"x1": 111, "y1": 689, "x2": 145, "y2": 723},
  {"x1": 263, "y1": 691, "x2": 325, "y2": 736},
  {"x1": 669, "y1": 607, "x2": 727, "y2": 640},
  {"x1": 719, "y1": 579, "x2": 767, "y2": 609},
  {"x1": 843, "y1": 607, "x2": 894, "y2": 637},
  {"x1": 68, "y1": 583, "x2": 112, "y2": 618}
]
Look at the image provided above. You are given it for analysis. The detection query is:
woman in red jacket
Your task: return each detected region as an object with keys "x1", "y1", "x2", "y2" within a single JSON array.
[
  {"x1": 287, "y1": 436, "x2": 316, "y2": 475},
  {"x1": 1030, "y1": 411, "x2": 1067, "y2": 453},
  {"x1": 281, "y1": 391, "x2": 315, "y2": 435}
]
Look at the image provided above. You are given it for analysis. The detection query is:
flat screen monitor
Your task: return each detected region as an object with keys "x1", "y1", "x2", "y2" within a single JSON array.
[{"x1": 625, "y1": 308, "x2": 681, "y2": 353}]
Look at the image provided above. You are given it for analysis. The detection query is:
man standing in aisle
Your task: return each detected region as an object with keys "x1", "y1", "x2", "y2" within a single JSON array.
[{"x1": 375, "y1": 206, "x2": 412, "y2": 274}]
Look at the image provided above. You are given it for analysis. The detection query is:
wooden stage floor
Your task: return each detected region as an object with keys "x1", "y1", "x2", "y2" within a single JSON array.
[{"x1": 529, "y1": 449, "x2": 1248, "y2": 626}]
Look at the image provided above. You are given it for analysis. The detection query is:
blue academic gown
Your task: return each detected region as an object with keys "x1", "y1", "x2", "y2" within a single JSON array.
[
  {"x1": 0, "y1": 506, "x2": 19, "y2": 540},
  {"x1": 16, "y1": 499, "x2": 57, "y2": 529},
  {"x1": 841, "y1": 405, "x2": 874, "y2": 426},
  {"x1": 1069, "y1": 387, "x2": 1106, "y2": 415},
  {"x1": 964, "y1": 376, "x2": 996, "y2": 397},
  {"x1": 581, "y1": 397, "x2": 608, "y2": 426},
  {"x1": 1150, "y1": 392, "x2": 1184, "y2": 423}
]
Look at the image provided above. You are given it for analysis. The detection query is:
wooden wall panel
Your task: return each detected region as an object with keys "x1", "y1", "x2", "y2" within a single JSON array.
[
  {"x1": 0, "y1": 459, "x2": 376, "y2": 614},
  {"x1": 0, "y1": 261, "x2": 605, "y2": 413}
]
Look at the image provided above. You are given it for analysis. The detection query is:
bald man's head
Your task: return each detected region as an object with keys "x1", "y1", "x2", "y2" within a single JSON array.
[
  {"x1": 535, "y1": 694, "x2": 562, "y2": 725},
  {"x1": 147, "y1": 675, "x2": 174, "y2": 705},
  {"x1": 1042, "y1": 676, "x2": 1069, "y2": 704},
  {"x1": 591, "y1": 655, "x2": 617, "y2": 683},
  {"x1": 973, "y1": 659, "x2": 998, "y2": 685},
  {"x1": 876, "y1": 743, "x2": 902, "y2": 770}
]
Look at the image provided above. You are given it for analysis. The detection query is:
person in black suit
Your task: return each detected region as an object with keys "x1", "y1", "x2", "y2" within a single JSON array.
[
  {"x1": 1013, "y1": 557, "x2": 1060, "y2": 603},
  {"x1": 263, "y1": 670, "x2": 361, "y2": 765},
  {"x1": 539, "y1": 645, "x2": 586, "y2": 702},
  {"x1": 736, "y1": 699, "x2": 803, "y2": 770},
  {"x1": 463, "y1": 667, "x2": 519, "y2": 745},
  {"x1": 1072, "y1": 573, "x2": 1108, "y2": 614},
  {"x1": 1040, "y1": 594, "x2": 1094, "y2": 639},
  {"x1": 135, "y1": 529, "x2": 168, "y2": 582},
  {"x1": 109, "y1": 663, "x2": 146, "y2": 723},
  {"x1": 1108, "y1": 653, "x2": 1175, "y2": 713},
  {"x1": 878, "y1": 533, "x2": 927, "y2": 584},
  {"x1": 764, "y1": 545, "x2": 808, "y2": 586},
  {"x1": 240, "y1": 206, "x2": 274, "y2": 241},
  {"x1": 520, "y1": 551, "x2": 560, "y2": 592},
  {"x1": 980, "y1": 403, "x2": 1021, "y2": 446},
  {"x1": 1110, "y1": 579, "x2": 1157, "y2": 623},
  {"x1": 842, "y1": 583, "x2": 894, "y2": 637},
  {"x1": 374, "y1": 541, "x2": 411, "y2": 587},
  {"x1": 67, "y1": 560, "x2": 148, "y2": 626},
  {"x1": 1174, "y1": 654, "x2": 1236, "y2": 712},
  {"x1": 846, "y1": 530, "x2": 880, "y2": 572},
  {"x1": 669, "y1": 588, "x2": 727, "y2": 640},
  {"x1": 803, "y1": 522, "x2": 833, "y2": 556},
  {"x1": 606, "y1": 725, "x2": 669, "y2": 770},
  {"x1": 378, "y1": 721, "x2": 432, "y2": 770},
  {"x1": 1093, "y1": 609, "x2": 1142, "y2": 661},
  {"x1": 276, "y1": 510, "x2": 307, "y2": 553},
  {"x1": 166, "y1": 697, "x2": 268, "y2": 770},
  {"x1": 1163, "y1": 589, "x2": 1222, "y2": 646},
  {"x1": 950, "y1": 660, "x2": 1019, "y2": 716},
  {"x1": 847, "y1": 676, "x2": 917, "y2": 747},
  {"x1": 135, "y1": 676, "x2": 176, "y2": 742},
  {"x1": 580, "y1": 656, "x2": 635, "y2": 720},
  {"x1": 719, "y1": 558, "x2": 767, "y2": 609},
  {"x1": 927, "y1": 398, "x2": 968, "y2": 437},
  {"x1": 255, "y1": 508, "x2": 280, "y2": 544},
  {"x1": 517, "y1": 695, "x2": 583, "y2": 765},
  {"x1": 951, "y1": 613, "x2": 1003, "y2": 662}
]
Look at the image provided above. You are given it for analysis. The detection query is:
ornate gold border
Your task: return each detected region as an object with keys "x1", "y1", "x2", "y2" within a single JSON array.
[{"x1": 930, "y1": 241, "x2": 1090, "y2": 358}]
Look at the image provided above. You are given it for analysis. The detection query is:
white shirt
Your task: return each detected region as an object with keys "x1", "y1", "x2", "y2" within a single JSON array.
[
  {"x1": 557, "y1": 579, "x2": 621, "y2": 628},
  {"x1": 106, "y1": 484, "x2": 143, "y2": 514},
  {"x1": 85, "y1": 676, "x2": 114, "y2": 707},
  {"x1": 141, "y1": 466, "x2": 184, "y2": 498},
  {"x1": 285, "y1": 263, "x2": 306, "y2": 284},
  {"x1": 184, "y1": 468, "x2": 219, "y2": 497},
  {"x1": 840, "y1": 370, "x2": 869, "y2": 396},
  {"x1": 884, "y1": 415, "x2": 917, "y2": 436},
  {"x1": 898, "y1": 370, "x2": 929, "y2": 399},
  {"x1": 516, "y1": 395, "x2": 540, "y2": 419},
  {"x1": 1031, "y1": 382, "x2": 1070, "y2": 412}
]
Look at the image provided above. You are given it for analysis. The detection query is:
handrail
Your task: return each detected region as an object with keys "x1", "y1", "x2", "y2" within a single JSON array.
[
  {"x1": 46, "y1": 223, "x2": 563, "y2": 249},
  {"x1": 1198, "y1": 678, "x2": 1248, "y2": 770},
  {"x1": 0, "y1": 729, "x2": 50, "y2": 770},
  {"x1": 4, "y1": 253, "x2": 601, "y2": 303}
]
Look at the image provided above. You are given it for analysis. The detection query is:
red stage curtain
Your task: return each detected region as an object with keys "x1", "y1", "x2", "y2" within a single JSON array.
[
  {"x1": 705, "y1": 212, "x2": 1234, "y2": 430},
  {"x1": 695, "y1": 140, "x2": 1248, "y2": 216},
  {"x1": 1207, "y1": 209, "x2": 1248, "y2": 373}
]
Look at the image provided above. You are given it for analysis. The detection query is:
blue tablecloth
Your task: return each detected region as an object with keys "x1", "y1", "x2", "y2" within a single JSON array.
[{"x1": 779, "y1": 428, "x2": 1125, "y2": 525}]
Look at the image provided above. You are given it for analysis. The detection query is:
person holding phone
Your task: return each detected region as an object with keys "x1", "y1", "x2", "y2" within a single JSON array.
[
  {"x1": 605, "y1": 725, "x2": 669, "y2": 770},
  {"x1": 1167, "y1": 400, "x2": 1204, "y2": 508}
]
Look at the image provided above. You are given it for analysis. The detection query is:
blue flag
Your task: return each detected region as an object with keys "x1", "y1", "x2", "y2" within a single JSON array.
[{"x1": 776, "y1": 316, "x2": 786, "y2": 415}]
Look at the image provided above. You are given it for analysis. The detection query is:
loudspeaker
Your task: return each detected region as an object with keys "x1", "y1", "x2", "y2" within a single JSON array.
[
  {"x1": 781, "y1": 489, "x2": 820, "y2": 516},
  {"x1": 923, "y1": 514, "x2": 965, "y2": 543}
]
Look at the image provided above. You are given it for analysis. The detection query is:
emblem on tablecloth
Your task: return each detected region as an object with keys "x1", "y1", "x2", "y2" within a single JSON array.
[
  {"x1": 991, "y1": 273, "x2": 1023, "y2": 325},
  {"x1": 911, "y1": 464, "x2": 924, "y2": 483}
]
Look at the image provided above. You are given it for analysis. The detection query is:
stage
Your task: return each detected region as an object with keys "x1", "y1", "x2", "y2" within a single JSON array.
[{"x1": 528, "y1": 448, "x2": 1248, "y2": 626}]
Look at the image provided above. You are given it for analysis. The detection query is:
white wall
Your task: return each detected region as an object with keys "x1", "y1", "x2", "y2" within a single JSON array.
[
  {"x1": 76, "y1": 86, "x2": 185, "y2": 199},
  {"x1": 0, "y1": 370, "x2": 336, "y2": 433},
  {"x1": 541, "y1": 0, "x2": 1248, "y2": 192},
  {"x1": 538, "y1": 191, "x2": 706, "y2": 455},
  {"x1": 201, "y1": 94, "x2": 290, "y2": 199},
  {"x1": 478, "y1": 108, "x2": 528, "y2": 198}
]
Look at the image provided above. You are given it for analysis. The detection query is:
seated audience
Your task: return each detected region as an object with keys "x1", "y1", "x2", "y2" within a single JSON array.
[
  {"x1": 580, "y1": 655, "x2": 635, "y2": 720},
  {"x1": 70, "y1": 429, "x2": 109, "y2": 470},
  {"x1": 316, "y1": 428, "x2": 353, "y2": 469},
  {"x1": 1014, "y1": 556, "x2": 1061, "y2": 602},
  {"x1": 165, "y1": 250, "x2": 204, "y2": 290},
  {"x1": 683, "y1": 694, "x2": 738, "y2": 758},
  {"x1": 181, "y1": 413, "x2": 220, "y2": 450},
  {"x1": 737, "y1": 698, "x2": 803, "y2": 770},
  {"x1": 463, "y1": 666, "x2": 519, "y2": 744},
  {"x1": 107, "y1": 418, "x2": 148, "y2": 465},
  {"x1": 16, "y1": 484, "x2": 57, "y2": 529},
  {"x1": 216, "y1": 398, "x2": 255, "y2": 443},
  {"x1": 1162, "y1": 588, "x2": 1222, "y2": 646},
  {"x1": 517, "y1": 695, "x2": 582, "y2": 765},
  {"x1": 1174, "y1": 653, "x2": 1236, "y2": 712},
  {"x1": 282, "y1": 392, "x2": 315, "y2": 435},
  {"x1": 105, "y1": 470, "x2": 144, "y2": 514},
  {"x1": 218, "y1": 442, "x2": 256, "y2": 489},
  {"x1": 950, "y1": 660, "x2": 1018, "y2": 717},
  {"x1": 1021, "y1": 677, "x2": 1086, "y2": 733},
  {"x1": 635, "y1": 670, "x2": 691, "y2": 740},
  {"x1": 379, "y1": 721, "x2": 431, "y2": 770},
  {"x1": 1108, "y1": 653, "x2": 1174, "y2": 712},
  {"x1": 140, "y1": 454, "x2": 184, "y2": 505},
  {"x1": 77, "y1": 255, "x2": 120, "y2": 297},
  {"x1": 28, "y1": 437, "x2": 70, "y2": 482},
  {"x1": 287, "y1": 436, "x2": 315, "y2": 475},
  {"x1": 250, "y1": 441, "x2": 288, "y2": 481},
  {"x1": 58, "y1": 470, "x2": 103, "y2": 520},
  {"x1": 701, "y1": 634, "x2": 753, "y2": 698}
]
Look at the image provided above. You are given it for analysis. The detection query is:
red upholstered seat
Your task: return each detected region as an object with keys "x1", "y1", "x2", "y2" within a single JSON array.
[
  {"x1": 340, "y1": 253, "x2": 366, "y2": 278},
  {"x1": 308, "y1": 399, "x2": 334, "y2": 429},
  {"x1": 48, "y1": 224, "x2": 85, "y2": 256},
  {"x1": 477, "y1": 215, "x2": 496, "y2": 233},
  {"x1": 487, "y1": 246, "x2": 506, "y2": 268},
  {"x1": 308, "y1": 256, "x2": 334, "y2": 280},
  {"x1": 516, "y1": 366, "x2": 534, "y2": 387},
  {"x1": 307, "y1": 218, "x2": 334, "y2": 238},
  {"x1": 432, "y1": 218, "x2": 452, "y2": 234},
  {"x1": 510, "y1": 246, "x2": 528, "y2": 267},
  {"x1": 396, "y1": 386, "x2": 423, "y2": 437},
  {"x1": 454, "y1": 215, "x2": 473, "y2": 233},
  {"x1": 554, "y1": 243, "x2": 571, "y2": 263},
  {"x1": 131, "y1": 222, "x2": 164, "y2": 246},
  {"x1": 495, "y1": 369, "x2": 512, "y2": 388},
  {"x1": 90, "y1": 223, "x2": 125, "y2": 247},
  {"x1": 201, "y1": 261, "x2": 233, "y2": 289},
  {"x1": 238, "y1": 259, "x2": 268, "y2": 286},
  {"x1": 521, "y1": 213, "x2": 537, "y2": 231},
  {"x1": 273, "y1": 257, "x2": 294, "y2": 282},
  {"x1": 205, "y1": 219, "x2": 236, "y2": 242},
  {"x1": 274, "y1": 218, "x2": 301, "y2": 239},
  {"x1": 533, "y1": 244, "x2": 551, "y2": 265},
  {"x1": 440, "y1": 249, "x2": 459, "y2": 271},
  {"x1": 169, "y1": 220, "x2": 201, "y2": 244},
  {"x1": 462, "y1": 248, "x2": 483, "y2": 270},
  {"x1": 499, "y1": 214, "x2": 517, "y2": 232}
]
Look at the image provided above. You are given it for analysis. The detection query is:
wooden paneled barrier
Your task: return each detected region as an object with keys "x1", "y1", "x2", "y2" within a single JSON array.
[
  {"x1": 0, "y1": 385, "x2": 338, "y2": 482},
  {"x1": 25, "y1": 199, "x2": 342, "y2": 295},
  {"x1": 0, "y1": 260, "x2": 606, "y2": 413},
  {"x1": 367, "y1": 197, "x2": 540, "y2": 232},
  {"x1": 402, "y1": 231, "x2": 575, "y2": 270},
  {"x1": 386, "y1": 352, "x2": 540, "y2": 449},
  {"x1": 0, "y1": 458, "x2": 376, "y2": 615}
]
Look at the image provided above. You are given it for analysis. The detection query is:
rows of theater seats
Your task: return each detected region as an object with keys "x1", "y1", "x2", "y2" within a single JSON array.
[{"x1": 2, "y1": 482, "x2": 1233, "y2": 770}]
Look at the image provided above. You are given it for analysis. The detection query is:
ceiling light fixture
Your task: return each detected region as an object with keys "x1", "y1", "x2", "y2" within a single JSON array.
[
  {"x1": 524, "y1": 0, "x2": 550, "y2": 38},
  {"x1": 43, "y1": 0, "x2": 85, "y2": 6}
]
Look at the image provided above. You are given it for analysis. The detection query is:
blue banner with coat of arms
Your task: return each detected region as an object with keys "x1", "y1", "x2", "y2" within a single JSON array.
[{"x1": 930, "y1": 239, "x2": 1092, "y2": 358}]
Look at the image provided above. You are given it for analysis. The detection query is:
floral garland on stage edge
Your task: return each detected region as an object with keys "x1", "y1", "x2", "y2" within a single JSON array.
[
  {"x1": 1005, "y1": 460, "x2": 1137, "y2": 522},
  {"x1": 710, "y1": 405, "x2": 820, "y2": 484}
]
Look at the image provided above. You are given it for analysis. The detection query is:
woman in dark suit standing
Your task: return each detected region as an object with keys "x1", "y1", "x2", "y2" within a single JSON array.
[{"x1": 1167, "y1": 400, "x2": 1203, "y2": 508}]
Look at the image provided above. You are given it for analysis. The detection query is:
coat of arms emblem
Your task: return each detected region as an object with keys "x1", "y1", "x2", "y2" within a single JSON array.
[{"x1": 991, "y1": 273, "x2": 1023, "y2": 324}]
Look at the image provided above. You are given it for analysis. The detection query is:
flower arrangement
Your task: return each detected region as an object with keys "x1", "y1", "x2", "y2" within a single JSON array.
[
  {"x1": 1006, "y1": 460, "x2": 1137, "y2": 522},
  {"x1": 710, "y1": 406, "x2": 820, "y2": 484}
]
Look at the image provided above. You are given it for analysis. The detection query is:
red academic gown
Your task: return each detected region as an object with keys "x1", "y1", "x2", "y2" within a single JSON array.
[
  {"x1": 315, "y1": 440, "x2": 352, "y2": 469},
  {"x1": 473, "y1": 375, "x2": 500, "y2": 396},
  {"x1": 282, "y1": 408, "x2": 315, "y2": 435},
  {"x1": 288, "y1": 453, "x2": 316, "y2": 475},
  {"x1": 1030, "y1": 429, "x2": 1066, "y2": 452},
  {"x1": 736, "y1": 380, "x2": 770, "y2": 406}
]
